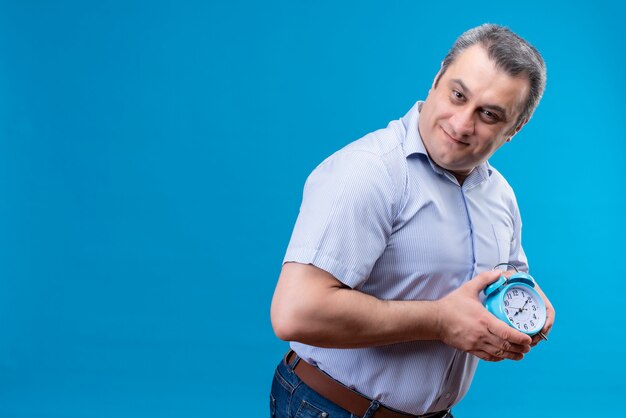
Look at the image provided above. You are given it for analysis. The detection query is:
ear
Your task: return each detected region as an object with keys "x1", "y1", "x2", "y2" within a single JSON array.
[{"x1": 506, "y1": 117, "x2": 529, "y2": 142}]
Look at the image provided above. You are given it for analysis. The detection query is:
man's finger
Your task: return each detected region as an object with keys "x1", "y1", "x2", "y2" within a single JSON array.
[
  {"x1": 473, "y1": 348, "x2": 510, "y2": 362},
  {"x1": 487, "y1": 321, "x2": 532, "y2": 346},
  {"x1": 465, "y1": 270, "x2": 503, "y2": 293},
  {"x1": 486, "y1": 340, "x2": 526, "y2": 360},
  {"x1": 531, "y1": 326, "x2": 552, "y2": 346},
  {"x1": 471, "y1": 350, "x2": 503, "y2": 362}
]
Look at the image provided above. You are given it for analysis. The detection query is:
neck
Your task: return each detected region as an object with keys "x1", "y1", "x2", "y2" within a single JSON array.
[{"x1": 452, "y1": 171, "x2": 470, "y2": 185}]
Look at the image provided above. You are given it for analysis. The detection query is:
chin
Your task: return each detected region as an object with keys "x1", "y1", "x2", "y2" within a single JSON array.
[{"x1": 437, "y1": 158, "x2": 470, "y2": 175}]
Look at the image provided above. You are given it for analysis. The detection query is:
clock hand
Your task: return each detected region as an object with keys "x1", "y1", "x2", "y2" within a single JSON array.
[
  {"x1": 518, "y1": 297, "x2": 532, "y2": 313},
  {"x1": 507, "y1": 305, "x2": 524, "y2": 316},
  {"x1": 513, "y1": 308, "x2": 525, "y2": 317},
  {"x1": 511, "y1": 299, "x2": 531, "y2": 317}
]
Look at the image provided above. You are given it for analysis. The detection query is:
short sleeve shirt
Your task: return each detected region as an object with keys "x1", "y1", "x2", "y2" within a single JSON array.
[{"x1": 284, "y1": 101, "x2": 528, "y2": 415}]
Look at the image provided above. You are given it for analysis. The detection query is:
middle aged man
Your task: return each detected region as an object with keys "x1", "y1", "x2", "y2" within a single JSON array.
[{"x1": 270, "y1": 24, "x2": 555, "y2": 418}]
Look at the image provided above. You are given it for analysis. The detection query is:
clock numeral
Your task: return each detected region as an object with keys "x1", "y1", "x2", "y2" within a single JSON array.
[
  {"x1": 530, "y1": 320, "x2": 535, "y2": 327},
  {"x1": 524, "y1": 324, "x2": 528, "y2": 330},
  {"x1": 508, "y1": 317, "x2": 514, "y2": 322},
  {"x1": 504, "y1": 300, "x2": 509, "y2": 307},
  {"x1": 512, "y1": 290, "x2": 519, "y2": 296},
  {"x1": 532, "y1": 305, "x2": 537, "y2": 311},
  {"x1": 533, "y1": 314, "x2": 537, "y2": 319},
  {"x1": 507, "y1": 293, "x2": 512, "y2": 300}
]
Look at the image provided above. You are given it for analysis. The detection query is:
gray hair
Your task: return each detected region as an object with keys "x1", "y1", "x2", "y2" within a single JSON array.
[{"x1": 435, "y1": 24, "x2": 547, "y2": 129}]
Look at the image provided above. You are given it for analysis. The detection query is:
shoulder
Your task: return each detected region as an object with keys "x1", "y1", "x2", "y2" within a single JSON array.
[
  {"x1": 486, "y1": 163, "x2": 520, "y2": 212},
  {"x1": 487, "y1": 165, "x2": 513, "y2": 191},
  {"x1": 303, "y1": 121, "x2": 408, "y2": 216},
  {"x1": 312, "y1": 120, "x2": 407, "y2": 188},
  {"x1": 341, "y1": 120, "x2": 405, "y2": 158}
]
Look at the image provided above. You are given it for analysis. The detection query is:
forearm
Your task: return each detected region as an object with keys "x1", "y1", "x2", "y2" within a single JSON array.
[{"x1": 270, "y1": 262, "x2": 442, "y2": 348}]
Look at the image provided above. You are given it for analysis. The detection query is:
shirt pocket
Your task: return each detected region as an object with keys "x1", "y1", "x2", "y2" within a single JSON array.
[{"x1": 491, "y1": 223, "x2": 513, "y2": 266}]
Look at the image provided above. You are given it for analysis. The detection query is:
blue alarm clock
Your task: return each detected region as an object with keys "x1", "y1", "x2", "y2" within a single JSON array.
[{"x1": 483, "y1": 263, "x2": 547, "y2": 337}]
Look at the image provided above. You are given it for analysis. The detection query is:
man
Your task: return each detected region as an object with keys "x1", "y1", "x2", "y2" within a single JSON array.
[{"x1": 270, "y1": 24, "x2": 555, "y2": 418}]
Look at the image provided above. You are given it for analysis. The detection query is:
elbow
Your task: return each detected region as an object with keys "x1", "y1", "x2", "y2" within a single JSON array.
[
  {"x1": 271, "y1": 316, "x2": 293, "y2": 342},
  {"x1": 270, "y1": 262, "x2": 335, "y2": 343},
  {"x1": 270, "y1": 301, "x2": 303, "y2": 342}
]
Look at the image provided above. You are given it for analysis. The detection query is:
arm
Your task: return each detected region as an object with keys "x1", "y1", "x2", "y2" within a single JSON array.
[{"x1": 271, "y1": 262, "x2": 532, "y2": 361}]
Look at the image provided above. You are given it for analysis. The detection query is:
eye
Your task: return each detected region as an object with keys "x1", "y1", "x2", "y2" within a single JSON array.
[
  {"x1": 451, "y1": 89, "x2": 465, "y2": 103},
  {"x1": 479, "y1": 109, "x2": 500, "y2": 123}
]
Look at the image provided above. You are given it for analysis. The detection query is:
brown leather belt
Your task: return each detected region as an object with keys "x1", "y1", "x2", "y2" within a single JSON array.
[{"x1": 285, "y1": 351, "x2": 449, "y2": 418}]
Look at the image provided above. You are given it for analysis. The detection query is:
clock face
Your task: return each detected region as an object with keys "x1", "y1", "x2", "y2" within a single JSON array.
[{"x1": 502, "y1": 285, "x2": 545, "y2": 334}]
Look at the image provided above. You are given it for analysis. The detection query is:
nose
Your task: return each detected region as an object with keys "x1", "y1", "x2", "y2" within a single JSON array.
[{"x1": 448, "y1": 108, "x2": 475, "y2": 137}]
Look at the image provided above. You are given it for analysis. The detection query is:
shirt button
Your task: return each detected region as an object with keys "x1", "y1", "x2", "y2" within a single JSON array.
[
  {"x1": 444, "y1": 392, "x2": 451, "y2": 399},
  {"x1": 321, "y1": 413, "x2": 328, "y2": 418}
]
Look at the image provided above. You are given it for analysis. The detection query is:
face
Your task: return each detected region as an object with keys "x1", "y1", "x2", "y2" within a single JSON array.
[{"x1": 418, "y1": 45, "x2": 530, "y2": 179}]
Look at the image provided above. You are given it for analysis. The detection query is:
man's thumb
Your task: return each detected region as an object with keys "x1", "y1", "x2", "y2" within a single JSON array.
[{"x1": 468, "y1": 269, "x2": 503, "y2": 294}]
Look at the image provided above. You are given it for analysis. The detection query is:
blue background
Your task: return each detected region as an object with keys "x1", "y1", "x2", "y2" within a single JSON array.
[{"x1": 1, "y1": 1, "x2": 624, "y2": 416}]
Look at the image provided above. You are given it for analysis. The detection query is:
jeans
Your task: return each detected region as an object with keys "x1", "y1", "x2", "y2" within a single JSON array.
[{"x1": 269, "y1": 353, "x2": 454, "y2": 418}]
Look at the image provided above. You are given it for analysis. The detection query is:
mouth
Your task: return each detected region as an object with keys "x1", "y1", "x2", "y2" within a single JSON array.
[{"x1": 440, "y1": 126, "x2": 469, "y2": 146}]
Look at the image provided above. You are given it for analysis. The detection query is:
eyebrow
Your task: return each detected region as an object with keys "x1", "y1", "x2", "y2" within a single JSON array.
[{"x1": 450, "y1": 78, "x2": 509, "y2": 121}]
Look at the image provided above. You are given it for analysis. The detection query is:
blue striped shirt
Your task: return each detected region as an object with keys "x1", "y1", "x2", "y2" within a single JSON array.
[{"x1": 284, "y1": 101, "x2": 528, "y2": 415}]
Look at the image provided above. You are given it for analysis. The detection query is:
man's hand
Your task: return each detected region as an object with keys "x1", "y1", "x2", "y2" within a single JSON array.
[
  {"x1": 435, "y1": 270, "x2": 532, "y2": 362},
  {"x1": 530, "y1": 284, "x2": 555, "y2": 347}
]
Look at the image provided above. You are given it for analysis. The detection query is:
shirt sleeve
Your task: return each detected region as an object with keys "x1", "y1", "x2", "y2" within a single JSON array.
[{"x1": 283, "y1": 149, "x2": 398, "y2": 289}]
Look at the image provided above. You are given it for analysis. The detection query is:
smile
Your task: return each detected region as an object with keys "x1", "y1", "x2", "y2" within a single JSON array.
[{"x1": 440, "y1": 126, "x2": 469, "y2": 146}]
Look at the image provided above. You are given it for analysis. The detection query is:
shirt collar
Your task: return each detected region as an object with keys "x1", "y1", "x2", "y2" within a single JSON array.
[
  {"x1": 400, "y1": 100, "x2": 493, "y2": 182},
  {"x1": 401, "y1": 101, "x2": 429, "y2": 159}
]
